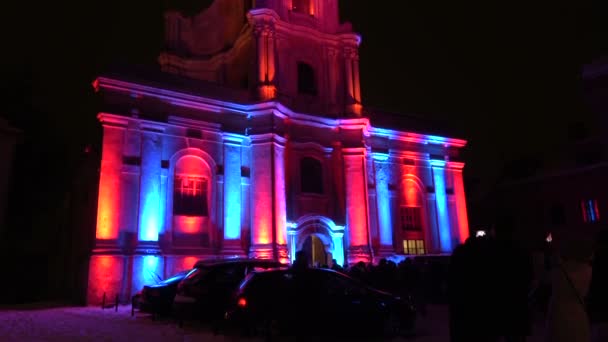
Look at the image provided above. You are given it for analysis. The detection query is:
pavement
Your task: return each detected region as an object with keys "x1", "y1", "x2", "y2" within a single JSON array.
[{"x1": 0, "y1": 303, "x2": 547, "y2": 341}]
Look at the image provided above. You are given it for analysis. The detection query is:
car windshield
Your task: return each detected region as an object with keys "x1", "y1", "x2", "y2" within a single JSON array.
[{"x1": 157, "y1": 270, "x2": 190, "y2": 285}]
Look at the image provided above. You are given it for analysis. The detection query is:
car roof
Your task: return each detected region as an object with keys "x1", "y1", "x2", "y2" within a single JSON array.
[{"x1": 193, "y1": 258, "x2": 283, "y2": 268}]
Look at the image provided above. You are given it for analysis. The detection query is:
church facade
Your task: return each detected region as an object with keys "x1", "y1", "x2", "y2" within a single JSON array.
[{"x1": 87, "y1": 0, "x2": 470, "y2": 304}]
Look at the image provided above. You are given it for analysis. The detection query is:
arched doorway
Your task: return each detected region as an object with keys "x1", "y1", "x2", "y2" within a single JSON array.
[
  {"x1": 287, "y1": 215, "x2": 345, "y2": 267},
  {"x1": 301, "y1": 234, "x2": 329, "y2": 267}
]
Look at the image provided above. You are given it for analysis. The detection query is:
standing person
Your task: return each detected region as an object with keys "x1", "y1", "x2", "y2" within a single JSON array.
[
  {"x1": 588, "y1": 229, "x2": 608, "y2": 342},
  {"x1": 544, "y1": 230, "x2": 594, "y2": 342}
]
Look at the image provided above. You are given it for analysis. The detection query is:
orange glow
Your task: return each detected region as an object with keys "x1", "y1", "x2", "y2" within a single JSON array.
[
  {"x1": 183, "y1": 256, "x2": 198, "y2": 269},
  {"x1": 96, "y1": 171, "x2": 120, "y2": 240},
  {"x1": 259, "y1": 85, "x2": 277, "y2": 100},
  {"x1": 174, "y1": 215, "x2": 203, "y2": 234},
  {"x1": 309, "y1": 1, "x2": 315, "y2": 15},
  {"x1": 256, "y1": 223, "x2": 271, "y2": 244}
]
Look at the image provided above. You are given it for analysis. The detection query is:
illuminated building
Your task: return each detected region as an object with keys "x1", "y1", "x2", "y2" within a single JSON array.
[{"x1": 87, "y1": 0, "x2": 469, "y2": 304}]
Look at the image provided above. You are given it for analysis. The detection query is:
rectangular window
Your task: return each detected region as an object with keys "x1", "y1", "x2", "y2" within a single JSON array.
[
  {"x1": 400, "y1": 206, "x2": 422, "y2": 231},
  {"x1": 582, "y1": 199, "x2": 600, "y2": 223},
  {"x1": 173, "y1": 175, "x2": 208, "y2": 216},
  {"x1": 403, "y1": 240, "x2": 425, "y2": 255}
]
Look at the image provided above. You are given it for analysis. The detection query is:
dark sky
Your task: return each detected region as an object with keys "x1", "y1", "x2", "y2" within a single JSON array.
[{"x1": 1, "y1": 0, "x2": 607, "y2": 204}]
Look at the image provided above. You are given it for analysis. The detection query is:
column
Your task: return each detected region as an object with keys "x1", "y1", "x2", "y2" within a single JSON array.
[
  {"x1": 255, "y1": 23, "x2": 276, "y2": 100},
  {"x1": 431, "y1": 161, "x2": 452, "y2": 253},
  {"x1": 274, "y1": 141, "x2": 288, "y2": 263},
  {"x1": 255, "y1": 24, "x2": 266, "y2": 85},
  {"x1": 373, "y1": 155, "x2": 393, "y2": 256},
  {"x1": 343, "y1": 148, "x2": 371, "y2": 264},
  {"x1": 344, "y1": 47, "x2": 354, "y2": 105},
  {"x1": 449, "y1": 162, "x2": 470, "y2": 244},
  {"x1": 249, "y1": 135, "x2": 274, "y2": 259},
  {"x1": 137, "y1": 129, "x2": 163, "y2": 249},
  {"x1": 353, "y1": 52, "x2": 361, "y2": 104},
  {"x1": 222, "y1": 137, "x2": 245, "y2": 256},
  {"x1": 95, "y1": 125, "x2": 125, "y2": 244}
]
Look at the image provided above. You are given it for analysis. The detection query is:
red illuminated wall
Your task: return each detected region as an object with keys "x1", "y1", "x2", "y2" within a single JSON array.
[{"x1": 95, "y1": 125, "x2": 124, "y2": 240}]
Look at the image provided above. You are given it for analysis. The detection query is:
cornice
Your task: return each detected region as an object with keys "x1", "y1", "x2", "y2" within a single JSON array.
[{"x1": 95, "y1": 76, "x2": 466, "y2": 149}]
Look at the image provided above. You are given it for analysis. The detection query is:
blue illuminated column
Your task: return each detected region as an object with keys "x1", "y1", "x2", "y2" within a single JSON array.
[
  {"x1": 431, "y1": 160, "x2": 452, "y2": 253},
  {"x1": 138, "y1": 127, "x2": 164, "y2": 245},
  {"x1": 222, "y1": 135, "x2": 244, "y2": 256},
  {"x1": 373, "y1": 153, "x2": 394, "y2": 256}
]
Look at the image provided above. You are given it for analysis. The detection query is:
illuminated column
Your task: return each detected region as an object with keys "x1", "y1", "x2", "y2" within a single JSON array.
[
  {"x1": 95, "y1": 121, "x2": 126, "y2": 244},
  {"x1": 254, "y1": 23, "x2": 276, "y2": 100},
  {"x1": 137, "y1": 127, "x2": 163, "y2": 248},
  {"x1": 255, "y1": 24, "x2": 266, "y2": 84},
  {"x1": 373, "y1": 154, "x2": 393, "y2": 256},
  {"x1": 222, "y1": 136, "x2": 245, "y2": 256},
  {"x1": 343, "y1": 147, "x2": 371, "y2": 264},
  {"x1": 273, "y1": 139, "x2": 288, "y2": 263},
  {"x1": 344, "y1": 47, "x2": 354, "y2": 105},
  {"x1": 431, "y1": 160, "x2": 452, "y2": 253},
  {"x1": 352, "y1": 52, "x2": 361, "y2": 105},
  {"x1": 449, "y1": 162, "x2": 470, "y2": 244},
  {"x1": 267, "y1": 29, "x2": 276, "y2": 84},
  {"x1": 249, "y1": 134, "x2": 287, "y2": 261},
  {"x1": 344, "y1": 46, "x2": 362, "y2": 116}
]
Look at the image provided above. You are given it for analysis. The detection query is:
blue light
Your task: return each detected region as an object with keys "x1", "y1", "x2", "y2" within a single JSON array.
[
  {"x1": 432, "y1": 166, "x2": 452, "y2": 252},
  {"x1": 373, "y1": 154, "x2": 393, "y2": 247},
  {"x1": 224, "y1": 143, "x2": 242, "y2": 240},
  {"x1": 140, "y1": 189, "x2": 160, "y2": 241},
  {"x1": 141, "y1": 255, "x2": 161, "y2": 285}
]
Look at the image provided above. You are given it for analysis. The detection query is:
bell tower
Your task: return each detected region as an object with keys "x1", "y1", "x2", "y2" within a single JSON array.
[{"x1": 160, "y1": 0, "x2": 362, "y2": 117}]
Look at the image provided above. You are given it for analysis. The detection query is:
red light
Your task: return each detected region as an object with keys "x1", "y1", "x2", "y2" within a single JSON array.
[{"x1": 237, "y1": 297, "x2": 247, "y2": 308}]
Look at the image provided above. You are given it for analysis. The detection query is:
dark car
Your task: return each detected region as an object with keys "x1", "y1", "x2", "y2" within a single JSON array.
[
  {"x1": 225, "y1": 268, "x2": 416, "y2": 338},
  {"x1": 173, "y1": 259, "x2": 284, "y2": 321},
  {"x1": 133, "y1": 269, "x2": 190, "y2": 315}
]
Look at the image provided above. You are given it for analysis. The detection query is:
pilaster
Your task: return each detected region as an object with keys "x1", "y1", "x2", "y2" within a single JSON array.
[{"x1": 343, "y1": 147, "x2": 371, "y2": 264}]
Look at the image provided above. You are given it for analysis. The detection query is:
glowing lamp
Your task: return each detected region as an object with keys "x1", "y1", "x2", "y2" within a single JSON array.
[{"x1": 476, "y1": 230, "x2": 486, "y2": 238}]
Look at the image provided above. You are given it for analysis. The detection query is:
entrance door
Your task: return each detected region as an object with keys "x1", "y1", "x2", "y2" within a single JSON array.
[{"x1": 301, "y1": 235, "x2": 328, "y2": 267}]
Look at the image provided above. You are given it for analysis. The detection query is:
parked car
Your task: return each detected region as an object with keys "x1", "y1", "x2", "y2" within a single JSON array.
[
  {"x1": 132, "y1": 269, "x2": 191, "y2": 315},
  {"x1": 225, "y1": 268, "x2": 416, "y2": 338},
  {"x1": 173, "y1": 259, "x2": 284, "y2": 321}
]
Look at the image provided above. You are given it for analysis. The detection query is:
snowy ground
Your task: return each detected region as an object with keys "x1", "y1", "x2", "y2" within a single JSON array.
[{"x1": 0, "y1": 303, "x2": 545, "y2": 342}]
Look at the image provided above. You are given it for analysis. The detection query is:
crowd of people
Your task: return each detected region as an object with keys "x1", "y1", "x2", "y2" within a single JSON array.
[{"x1": 302, "y1": 227, "x2": 608, "y2": 342}]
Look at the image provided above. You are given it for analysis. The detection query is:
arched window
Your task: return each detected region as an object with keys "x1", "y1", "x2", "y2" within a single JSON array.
[
  {"x1": 292, "y1": 0, "x2": 311, "y2": 14},
  {"x1": 301, "y1": 157, "x2": 323, "y2": 194},
  {"x1": 173, "y1": 156, "x2": 209, "y2": 217},
  {"x1": 297, "y1": 62, "x2": 317, "y2": 95}
]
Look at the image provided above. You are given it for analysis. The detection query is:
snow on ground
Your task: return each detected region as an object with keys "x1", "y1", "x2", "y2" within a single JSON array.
[{"x1": 0, "y1": 303, "x2": 545, "y2": 342}]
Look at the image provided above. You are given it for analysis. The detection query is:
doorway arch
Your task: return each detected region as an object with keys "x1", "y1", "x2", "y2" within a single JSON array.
[{"x1": 287, "y1": 215, "x2": 345, "y2": 267}]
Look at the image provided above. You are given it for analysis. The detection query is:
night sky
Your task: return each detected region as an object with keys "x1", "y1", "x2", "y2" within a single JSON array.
[{"x1": 1, "y1": 0, "x2": 607, "y2": 225}]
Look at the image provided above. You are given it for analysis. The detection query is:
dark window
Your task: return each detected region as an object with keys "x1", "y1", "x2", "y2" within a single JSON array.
[
  {"x1": 400, "y1": 206, "x2": 422, "y2": 231},
  {"x1": 297, "y1": 62, "x2": 317, "y2": 95},
  {"x1": 173, "y1": 175, "x2": 208, "y2": 216},
  {"x1": 292, "y1": 0, "x2": 311, "y2": 14},
  {"x1": 582, "y1": 199, "x2": 600, "y2": 223},
  {"x1": 301, "y1": 157, "x2": 323, "y2": 194}
]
